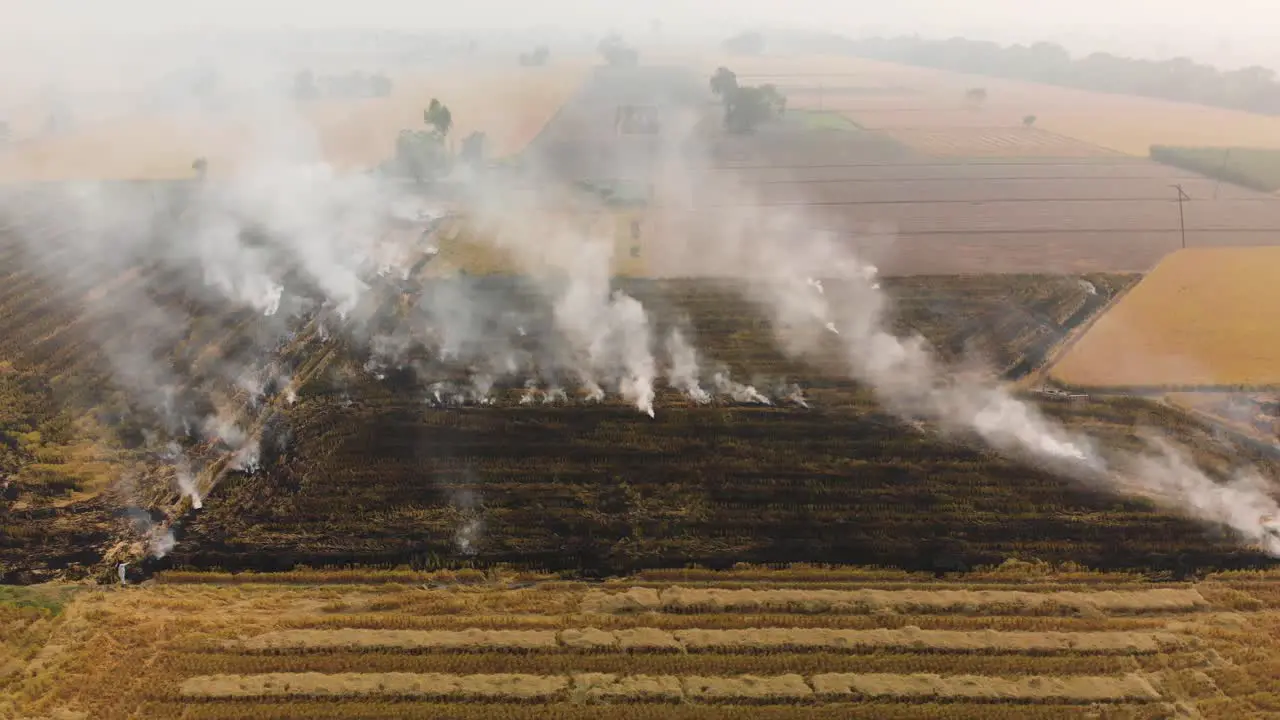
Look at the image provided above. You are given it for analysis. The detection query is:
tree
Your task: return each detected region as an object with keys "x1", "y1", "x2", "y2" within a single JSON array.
[
  {"x1": 710, "y1": 67, "x2": 738, "y2": 98},
  {"x1": 760, "y1": 84, "x2": 787, "y2": 116},
  {"x1": 395, "y1": 130, "x2": 447, "y2": 184},
  {"x1": 1022, "y1": 114, "x2": 1037, "y2": 128},
  {"x1": 724, "y1": 86, "x2": 774, "y2": 133},
  {"x1": 965, "y1": 87, "x2": 988, "y2": 105},
  {"x1": 192, "y1": 157, "x2": 208, "y2": 179},
  {"x1": 425, "y1": 99, "x2": 453, "y2": 137}
]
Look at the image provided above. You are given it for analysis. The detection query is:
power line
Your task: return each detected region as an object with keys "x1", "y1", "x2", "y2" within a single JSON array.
[
  {"x1": 669, "y1": 226, "x2": 1280, "y2": 238},
  {"x1": 745, "y1": 174, "x2": 1208, "y2": 184},
  {"x1": 704, "y1": 160, "x2": 1168, "y2": 170},
  {"x1": 699, "y1": 196, "x2": 1275, "y2": 207}
]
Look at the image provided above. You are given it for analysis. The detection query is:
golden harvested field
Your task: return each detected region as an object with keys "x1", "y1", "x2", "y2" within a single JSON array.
[
  {"x1": 5, "y1": 565, "x2": 1280, "y2": 719},
  {"x1": 1050, "y1": 247, "x2": 1280, "y2": 388},
  {"x1": 0, "y1": 64, "x2": 590, "y2": 181},
  {"x1": 696, "y1": 53, "x2": 1280, "y2": 156}
]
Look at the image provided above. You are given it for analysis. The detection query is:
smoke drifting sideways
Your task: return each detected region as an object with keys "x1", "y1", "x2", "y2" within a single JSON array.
[
  {"x1": 672, "y1": 199, "x2": 1280, "y2": 557},
  {"x1": 0, "y1": 51, "x2": 1276, "y2": 563}
]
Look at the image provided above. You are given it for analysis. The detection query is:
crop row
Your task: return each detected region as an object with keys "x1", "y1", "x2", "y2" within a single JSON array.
[
  {"x1": 582, "y1": 586, "x2": 1207, "y2": 615},
  {"x1": 229, "y1": 626, "x2": 1188, "y2": 656},
  {"x1": 162, "y1": 649, "x2": 1158, "y2": 679},
  {"x1": 177, "y1": 671, "x2": 1162, "y2": 703},
  {"x1": 276, "y1": 611, "x2": 1173, "y2": 634}
]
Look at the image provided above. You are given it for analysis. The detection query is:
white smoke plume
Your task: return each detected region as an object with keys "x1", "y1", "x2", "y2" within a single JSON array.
[
  {"x1": 150, "y1": 526, "x2": 178, "y2": 559},
  {"x1": 124, "y1": 506, "x2": 177, "y2": 559},
  {"x1": 711, "y1": 370, "x2": 772, "y2": 406},
  {"x1": 664, "y1": 328, "x2": 711, "y2": 404},
  {"x1": 448, "y1": 487, "x2": 485, "y2": 556},
  {"x1": 519, "y1": 378, "x2": 540, "y2": 405},
  {"x1": 1121, "y1": 437, "x2": 1280, "y2": 555},
  {"x1": 780, "y1": 383, "x2": 810, "y2": 409},
  {"x1": 166, "y1": 442, "x2": 203, "y2": 509},
  {"x1": 687, "y1": 205, "x2": 1279, "y2": 553},
  {"x1": 543, "y1": 232, "x2": 657, "y2": 417}
]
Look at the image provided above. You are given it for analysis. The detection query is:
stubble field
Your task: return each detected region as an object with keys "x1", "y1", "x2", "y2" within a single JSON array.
[{"x1": 5, "y1": 566, "x2": 1280, "y2": 719}]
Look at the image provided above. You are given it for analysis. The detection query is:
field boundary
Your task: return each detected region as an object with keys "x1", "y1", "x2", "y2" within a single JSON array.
[{"x1": 1029, "y1": 273, "x2": 1142, "y2": 390}]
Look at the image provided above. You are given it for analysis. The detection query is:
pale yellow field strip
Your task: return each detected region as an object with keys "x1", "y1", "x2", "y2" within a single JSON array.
[
  {"x1": 240, "y1": 629, "x2": 558, "y2": 652},
  {"x1": 180, "y1": 672, "x2": 567, "y2": 700},
  {"x1": 1051, "y1": 247, "x2": 1280, "y2": 387},
  {"x1": 811, "y1": 672, "x2": 1162, "y2": 702},
  {"x1": 179, "y1": 672, "x2": 1161, "y2": 703},
  {"x1": 682, "y1": 674, "x2": 814, "y2": 702},
  {"x1": 671, "y1": 628, "x2": 1187, "y2": 654},
  {"x1": 572, "y1": 673, "x2": 683, "y2": 702},
  {"x1": 582, "y1": 586, "x2": 1208, "y2": 614},
  {"x1": 236, "y1": 627, "x2": 1190, "y2": 654}
]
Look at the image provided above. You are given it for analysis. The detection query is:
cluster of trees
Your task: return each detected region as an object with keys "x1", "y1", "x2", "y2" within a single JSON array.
[
  {"x1": 293, "y1": 70, "x2": 393, "y2": 101},
  {"x1": 598, "y1": 35, "x2": 639, "y2": 67},
  {"x1": 844, "y1": 35, "x2": 1280, "y2": 115},
  {"x1": 391, "y1": 98, "x2": 488, "y2": 183},
  {"x1": 710, "y1": 67, "x2": 786, "y2": 133},
  {"x1": 519, "y1": 46, "x2": 550, "y2": 67}
]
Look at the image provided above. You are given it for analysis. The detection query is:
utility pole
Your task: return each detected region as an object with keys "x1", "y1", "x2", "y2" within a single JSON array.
[{"x1": 1171, "y1": 184, "x2": 1191, "y2": 250}]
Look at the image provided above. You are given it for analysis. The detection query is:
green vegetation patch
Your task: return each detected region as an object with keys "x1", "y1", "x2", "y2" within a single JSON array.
[
  {"x1": 0, "y1": 585, "x2": 82, "y2": 615},
  {"x1": 1149, "y1": 145, "x2": 1280, "y2": 193}
]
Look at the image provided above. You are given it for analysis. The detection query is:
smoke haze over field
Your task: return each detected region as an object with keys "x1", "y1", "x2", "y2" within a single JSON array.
[{"x1": 1, "y1": 6, "x2": 1279, "y2": 566}]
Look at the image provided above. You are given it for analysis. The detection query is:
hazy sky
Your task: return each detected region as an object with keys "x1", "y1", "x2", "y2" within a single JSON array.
[
  {"x1": 4, "y1": 0, "x2": 1279, "y2": 68},
  {"x1": 2, "y1": 0, "x2": 1273, "y2": 34}
]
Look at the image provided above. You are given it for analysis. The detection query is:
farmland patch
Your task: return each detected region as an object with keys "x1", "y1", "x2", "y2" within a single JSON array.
[
  {"x1": 1051, "y1": 247, "x2": 1280, "y2": 388},
  {"x1": 881, "y1": 127, "x2": 1122, "y2": 158},
  {"x1": 1150, "y1": 145, "x2": 1280, "y2": 193},
  {"x1": 5, "y1": 569, "x2": 1280, "y2": 718}
]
